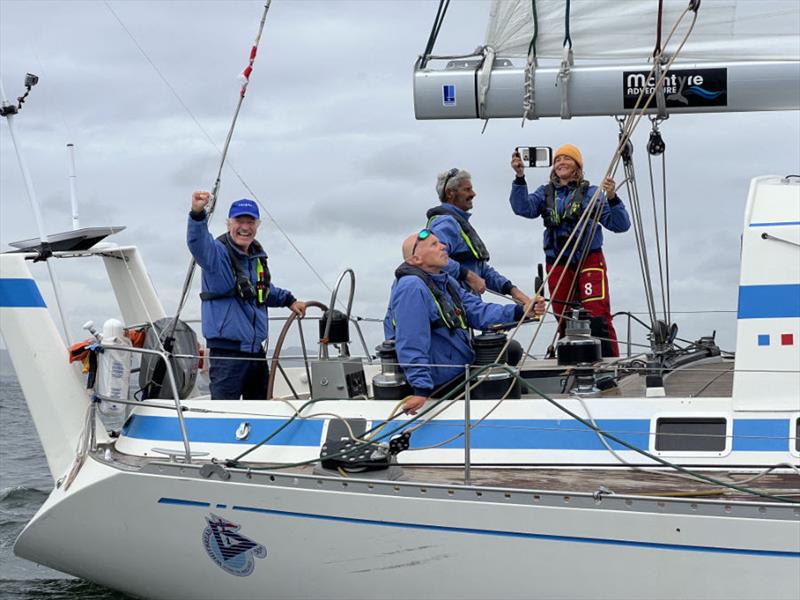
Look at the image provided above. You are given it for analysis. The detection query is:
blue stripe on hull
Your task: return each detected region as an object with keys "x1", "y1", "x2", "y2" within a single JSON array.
[
  {"x1": 122, "y1": 415, "x2": 324, "y2": 446},
  {"x1": 0, "y1": 278, "x2": 46, "y2": 308},
  {"x1": 158, "y1": 496, "x2": 800, "y2": 558},
  {"x1": 732, "y1": 419, "x2": 792, "y2": 451},
  {"x1": 396, "y1": 419, "x2": 650, "y2": 451},
  {"x1": 123, "y1": 416, "x2": 791, "y2": 452},
  {"x1": 738, "y1": 284, "x2": 800, "y2": 319}
]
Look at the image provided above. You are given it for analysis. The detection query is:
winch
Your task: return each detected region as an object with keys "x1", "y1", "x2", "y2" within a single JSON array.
[
  {"x1": 556, "y1": 309, "x2": 602, "y2": 366},
  {"x1": 557, "y1": 309, "x2": 602, "y2": 397},
  {"x1": 469, "y1": 331, "x2": 521, "y2": 400},
  {"x1": 371, "y1": 340, "x2": 413, "y2": 400}
]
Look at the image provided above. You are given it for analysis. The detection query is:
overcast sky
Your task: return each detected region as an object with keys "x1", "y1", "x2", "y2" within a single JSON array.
[{"x1": 1, "y1": 0, "x2": 799, "y2": 357}]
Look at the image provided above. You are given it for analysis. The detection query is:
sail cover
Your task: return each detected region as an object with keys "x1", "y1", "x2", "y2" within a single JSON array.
[{"x1": 485, "y1": 0, "x2": 800, "y2": 62}]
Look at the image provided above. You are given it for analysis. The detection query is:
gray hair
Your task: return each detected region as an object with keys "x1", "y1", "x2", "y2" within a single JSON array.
[{"x1": 436, "y1": 168, "x2": 471, "y2": 201}]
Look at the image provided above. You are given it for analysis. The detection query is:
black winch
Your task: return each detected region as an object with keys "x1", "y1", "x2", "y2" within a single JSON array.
[
  {"x1": 556, "y1": 309, "x2": 602, "y2": 366},
  {"x1": 469, "y1": 332, "x2": 520, "y2": 400}
]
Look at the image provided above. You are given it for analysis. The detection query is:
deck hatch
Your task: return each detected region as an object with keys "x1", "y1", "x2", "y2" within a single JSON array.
[{"x1": 655, "y1": 418, "x2": 727, "y2": 451}]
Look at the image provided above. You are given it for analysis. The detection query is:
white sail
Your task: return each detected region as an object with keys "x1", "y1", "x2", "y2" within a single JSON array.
[{"x1": 485, "y1": 0, "x2": 800, "y2": 62}]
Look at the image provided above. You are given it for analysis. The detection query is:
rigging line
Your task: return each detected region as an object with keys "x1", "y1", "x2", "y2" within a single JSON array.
[
  {"x1": 662, "y1": 151, "x2": 671, "y2": 323},
  {"x1": 103, "y1": 1, "x2": 212, "y2": 155},
  {"x1": 420, "y1": 0, "x2": 449, "y2": 69},
  {"x1": 562, "y1": 0, "x2": 572, "y2": 48},
  {"x1": 624, "y1": 144, "x2": 658, "y2": 326},
  {"x1": 173, "y1": 2, "x2": 272, "y2": 324},
  {"x1": 104, "y1": 2, "x2": 335, "y2": 302},
  {"x1": 653, "y1": 0, "x2": 664, "y2": 58},
  {"x1": 761, "y1": 232, "x2": 800, "y2": 248},
  {"x1": 528, "y1": 0, "x2": 538, "y2": 58},
  {"x1": 646, "y1": 147, "x2": 669, "y2": 322}
]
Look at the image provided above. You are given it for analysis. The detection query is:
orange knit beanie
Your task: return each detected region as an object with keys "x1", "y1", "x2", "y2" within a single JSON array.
[{"x1": 554, "y1": 144, "x2": 583, "y2": 168}]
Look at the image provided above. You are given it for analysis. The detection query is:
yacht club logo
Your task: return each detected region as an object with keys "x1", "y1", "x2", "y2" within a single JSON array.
[{"x1": 202, "y1": 513, "x2": 266, "y2": 576}]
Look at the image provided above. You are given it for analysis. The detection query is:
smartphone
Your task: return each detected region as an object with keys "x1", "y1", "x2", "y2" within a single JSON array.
[{"x1": 515, "y1": 146, "x2": 553, "y2": 168}]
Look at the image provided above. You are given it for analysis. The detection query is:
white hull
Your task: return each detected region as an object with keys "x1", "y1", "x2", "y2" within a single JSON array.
[{"x1": 16, "y1": 456, "x2": 800, "y2": 600}]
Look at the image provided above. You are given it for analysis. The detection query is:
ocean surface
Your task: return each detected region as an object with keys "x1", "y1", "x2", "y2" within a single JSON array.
[{"x1": 0, "y1": 367, "x2": 130, "y2": 599}]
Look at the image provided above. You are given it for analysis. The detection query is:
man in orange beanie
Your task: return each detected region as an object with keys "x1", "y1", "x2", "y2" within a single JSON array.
[{"x1": 509, "y1": 144, "x2": 630, "y2": 357}]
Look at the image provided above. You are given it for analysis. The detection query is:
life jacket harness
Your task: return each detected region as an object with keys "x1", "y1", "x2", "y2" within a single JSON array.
[
  {"x1": 394, "y1": 263, "x2": 468, "y2": 331},
  {"x1": 426, "y1": 206, "x2": 490, "y2": 262},
  {"x1": 542, "y1": 180, "x2": 590, "y2": 229},
  {"x1": 542, "y1": 180, "x2": 591, "y2": 254},
  {"x1": 199, "y1": 234, "x2": 270, "y2": 305}
]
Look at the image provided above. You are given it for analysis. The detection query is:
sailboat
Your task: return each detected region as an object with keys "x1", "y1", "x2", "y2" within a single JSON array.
[{"x1": 1, "y1": 1, "x2": 798, "y2": 598}]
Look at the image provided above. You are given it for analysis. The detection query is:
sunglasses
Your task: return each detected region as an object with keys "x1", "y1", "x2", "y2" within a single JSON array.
[
  {"x1": 411, "y1": 228, "x2": 431, "y2": 256},
  {"x1": 439, "y1": 167, "x2": 459, "y2": 200}
]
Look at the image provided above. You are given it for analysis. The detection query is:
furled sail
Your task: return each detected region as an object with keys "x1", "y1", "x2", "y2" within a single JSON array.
[{"x1": 414, "y1": 0, "x2": 800, "y2": 120}]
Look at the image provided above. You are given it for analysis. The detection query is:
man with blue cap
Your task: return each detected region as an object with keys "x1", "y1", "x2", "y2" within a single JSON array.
[{"x1": 187, "y1": 190, "x2": 306, "y2": 399}]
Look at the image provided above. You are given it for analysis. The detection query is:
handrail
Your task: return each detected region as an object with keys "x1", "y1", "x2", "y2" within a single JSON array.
[
  {"x1": 101, "y1": 343, "x2": 193, "y2": 463},
  {"x1": 321, "y1": 269, "x2": 356, "y2": 359}
]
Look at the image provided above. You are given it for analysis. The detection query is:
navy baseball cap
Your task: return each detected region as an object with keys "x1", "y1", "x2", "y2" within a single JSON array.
[{"x1": 228, "y1": 199, "x2": 260, "y2": 219}]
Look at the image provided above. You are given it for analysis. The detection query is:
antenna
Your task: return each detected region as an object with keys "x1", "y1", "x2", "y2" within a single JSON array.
[{"x1": 67, "y1": 143, "x2": 80, "y2": 230}]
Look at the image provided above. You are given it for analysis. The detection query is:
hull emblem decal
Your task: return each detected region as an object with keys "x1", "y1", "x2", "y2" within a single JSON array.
[{"x1": 202, "y1": 513, "x2": 266, "y2": 576}]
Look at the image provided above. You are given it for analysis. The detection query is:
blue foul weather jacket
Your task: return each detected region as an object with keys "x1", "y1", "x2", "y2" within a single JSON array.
[
  {"x1": 389, "y1": 268, "x2": 522, "y2": 396},
  {"x1": 509, "y1": 177, "x2": 630, "y2": 261},
  {"x1": 187, "y1": 212, "x2": 296, "y2": 353},
  {"x1": 427, "y1": 203, "x2": 515, "y2": 295}
]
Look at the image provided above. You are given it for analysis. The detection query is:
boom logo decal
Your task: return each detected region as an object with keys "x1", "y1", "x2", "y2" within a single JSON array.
[
  {"x1": 202, "y1": 513, "x2": 266, "y2": 576},
  {"x1": 623, "y1": 68, "x2": 727, "y2": 109}
]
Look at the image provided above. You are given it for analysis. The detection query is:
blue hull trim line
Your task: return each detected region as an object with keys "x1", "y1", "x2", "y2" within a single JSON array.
[
  {"x1": 749, "y1": 221, "x2": 800, "y2": 227},
  {"x1": 738, "y1": 284, "x2": 800, "y2": 319},
  {"x1": 158, "y1": 498, "x2": 210, "y2": 508},
  {"x1": 0, "y1": 278, "x2": 46, "y2": 308},
  {"x1": 122, "y1": 415, "x2": 323, "y2": 446},
  {"x1": 733, "y1": 419, "x2": 791, "y2": 452},
  {"x1": 157, "y1": 497, "x2": 799, "y2": 558}
]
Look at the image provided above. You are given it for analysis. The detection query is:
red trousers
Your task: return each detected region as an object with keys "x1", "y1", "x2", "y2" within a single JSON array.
[{"x1": 547, "y1": 249, "x2": 620, "y2": 357}]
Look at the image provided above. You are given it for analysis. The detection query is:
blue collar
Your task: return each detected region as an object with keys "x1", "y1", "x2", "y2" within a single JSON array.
[{"x1": 440, "y1": 203, "x2": 472, "y2": 221}]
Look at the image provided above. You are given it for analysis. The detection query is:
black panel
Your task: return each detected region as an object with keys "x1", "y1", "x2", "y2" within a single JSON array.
[
  {"x1": 325, "y1": 419, "x2": 367, "y2": 443},
  {"x1": 796, "y1": 419, "x2": 799, "y2": 453},
  {"x1": 655, "y1": 418, "x2": 727, "y2": 452}
]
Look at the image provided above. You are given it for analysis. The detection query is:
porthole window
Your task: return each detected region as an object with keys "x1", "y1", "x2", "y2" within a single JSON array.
[{"x1": 655, "y1": 418, "x2": 727, "y2": 451}]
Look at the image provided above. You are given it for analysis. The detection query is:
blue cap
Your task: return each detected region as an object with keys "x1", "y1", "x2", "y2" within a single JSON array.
[{"x1": 228, "y1": 199, "x2": 260, "y2": 219}]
